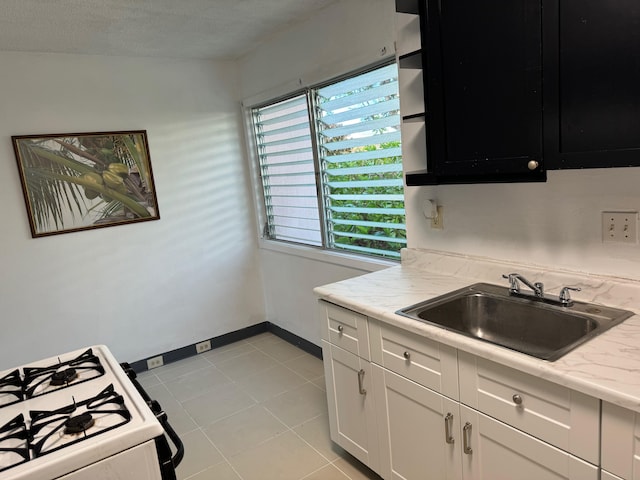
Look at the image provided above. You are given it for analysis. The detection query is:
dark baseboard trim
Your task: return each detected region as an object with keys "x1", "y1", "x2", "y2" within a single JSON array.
[
  {"x1": 129, "y1": 322, "x2": 270, "y2": 373},
  {"x1": 268, "y1": 323, "x2": 322, "y2": 359},
  {"x1": 130, "y1": 321, "x2": 321, "y2": 373}
]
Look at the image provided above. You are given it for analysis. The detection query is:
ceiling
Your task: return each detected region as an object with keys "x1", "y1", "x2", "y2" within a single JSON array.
[{"x1": 0, "y1": 0, "x2": 338, "y2": 60}]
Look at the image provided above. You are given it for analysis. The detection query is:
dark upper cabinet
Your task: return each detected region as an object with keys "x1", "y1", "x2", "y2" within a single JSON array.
[
  {"x1": 545, "y1": 0, "x2": 640, "y2": 169},
  {"x1": 401, "y1": 0, "x2": 640, "y2": 185},
  {"x1": 406, "y1": 0, "x2": 545, "y2": 185}
]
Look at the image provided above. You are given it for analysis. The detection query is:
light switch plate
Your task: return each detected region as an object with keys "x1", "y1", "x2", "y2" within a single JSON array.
[{"x1": 602, "y1": 211, "x2": 638, "y2": 244}]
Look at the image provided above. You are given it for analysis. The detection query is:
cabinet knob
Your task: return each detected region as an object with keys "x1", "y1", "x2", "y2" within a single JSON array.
[
  {"x1": 337, "y1": 325, "x2": 343, "y2": 333},
  {"x1": 512, "y1": 394, "x2": 523, "y2": 405},
  {"x1": 527, "y1": 160, "x2": 539, "y2": 171},
  {"x1": 403, "y1": 351, "x2": 411, "y2": 360}
]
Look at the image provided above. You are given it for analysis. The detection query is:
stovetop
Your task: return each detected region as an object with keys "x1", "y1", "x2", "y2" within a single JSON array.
[
  {"x1": 0, "y1": 348, "x2": 106, "y2": 410},
  {"x1": 0, "y1": 346, "x2": 163, "y2": 480}
]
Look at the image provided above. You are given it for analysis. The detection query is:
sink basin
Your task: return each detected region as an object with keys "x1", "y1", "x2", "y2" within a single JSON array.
[{"x1": 397, "y1": 283, "x2": 633, "y2": 361}]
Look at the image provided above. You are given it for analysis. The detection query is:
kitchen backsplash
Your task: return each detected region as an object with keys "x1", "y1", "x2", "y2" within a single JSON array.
[{"x1": 402, "y1": 248, "x2": 640, "y2": 315}]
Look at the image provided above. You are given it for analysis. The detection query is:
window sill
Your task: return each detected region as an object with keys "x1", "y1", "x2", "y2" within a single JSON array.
[{"x1": 258, "y1": 239, "x2": 397, "y2": 273}]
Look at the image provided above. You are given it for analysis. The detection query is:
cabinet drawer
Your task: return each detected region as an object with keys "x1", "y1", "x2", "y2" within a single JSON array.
[
  {"x1": 458, "y1": 351, "x2": 599, "y2": 464},
  {"x1": 320, "y1": 301, "x2": 370, "y2": 360},
  {"x1": 369, "y1": 320, "x2": 459, "y2": 399}
]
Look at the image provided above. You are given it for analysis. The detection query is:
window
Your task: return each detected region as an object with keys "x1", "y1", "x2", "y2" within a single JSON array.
[{"x1": 251, "y1": 63, "x2": 405, "y2": 260}]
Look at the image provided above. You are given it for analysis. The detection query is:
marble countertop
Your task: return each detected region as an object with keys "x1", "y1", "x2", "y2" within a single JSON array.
[{"x1": 314, "y1": 249, "x2": 640, "y2": 413}]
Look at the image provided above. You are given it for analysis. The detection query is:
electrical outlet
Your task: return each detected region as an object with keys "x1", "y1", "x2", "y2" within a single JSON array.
[
  {"x1": 602, "y1": 211, "x2": 638, "y2": 243},
  {"x1": 146, "y1": 355, "x2": 164, "y2": 370},
  {"x1": 431, "y1": 205, "x2": 444, "y2": 229},
  {"x1": 196, "y1": 340, "x2": 212, "y2": 353}
]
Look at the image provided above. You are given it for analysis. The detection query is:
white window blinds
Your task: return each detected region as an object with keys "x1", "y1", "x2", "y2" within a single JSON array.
[
  {"x1": 253, "y1": 95, "x2": 322, "y2": 245},
  {"x1": 251, "y1": 63, "x2": 406, "y2": 259},
  {"x1": 316, "y1": 64, "x2": 405, "y2": 259}
]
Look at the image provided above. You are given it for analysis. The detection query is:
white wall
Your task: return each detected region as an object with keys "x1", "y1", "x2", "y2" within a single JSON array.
[
  {"x1": 406, "y1": 168, "x2": 640, "y2": 280},
  {"x1": 238, "y1": 0, "x2": 640, "y2": 349},
  {"x1": 0, "y1": 51, "x2": 265, "y2": 368},
  {"x1": 237, "y1": 0, "x2": 397, "y2": 344},
  {"x1": 240, "y1": 0, "x2": 395, "y2": 104}
]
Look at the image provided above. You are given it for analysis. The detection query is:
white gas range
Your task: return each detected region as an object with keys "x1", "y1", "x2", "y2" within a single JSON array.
[{"x1": 0, "y1": 345, "x2": 183, "y2": 480}]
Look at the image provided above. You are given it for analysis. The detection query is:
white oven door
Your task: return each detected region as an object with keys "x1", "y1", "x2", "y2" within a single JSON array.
[{"x1": 56, "y1": 441, "x2": 162, "y2": 480}]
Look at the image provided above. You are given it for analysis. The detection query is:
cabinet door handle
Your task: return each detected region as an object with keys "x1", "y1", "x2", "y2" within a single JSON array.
[
  {"x1": 512, "y1": 394, "x2": 523, "y2": 405},
  {"x1": 444, "y1": 413, "x2": 455, "y2": 444},
  {"x1": 403, "y1": 351, "x2": 411, "y2": 360},
  {"x1": 463, "y1": 422, "x2": 473, "y2": 454},
  {"x1": 337, "y1": 325, "x2": 344, "y2": 333},
  {"x1": 357, "y1": 369, "x2": 367, "y2": 395}
]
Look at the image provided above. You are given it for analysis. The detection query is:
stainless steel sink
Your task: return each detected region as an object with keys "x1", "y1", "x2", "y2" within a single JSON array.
[{"x1": 397, "y1": 283, "x2": 633, "y2": 361}]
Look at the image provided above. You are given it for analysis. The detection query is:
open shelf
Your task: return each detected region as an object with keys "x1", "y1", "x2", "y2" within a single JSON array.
[
  {"x1": 398, "y1": 50, "x2": 422, "y2": 69},
  {"x1": 395, "y1": 0, "x2": 419, "y2": 15}
]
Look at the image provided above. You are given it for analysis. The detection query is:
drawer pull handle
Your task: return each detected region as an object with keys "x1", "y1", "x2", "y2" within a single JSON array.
[
  {"x1": 357, "y1": 369, "x2": 367, "y2": 395},
  {"x1": 463, "y1": 422, "x2": 473, "y2": 454},
  {"x1": 403, "y1": 351, "x2": 411, "y2": 360},
  {"x1": 337, "y1": 325, "x2": 344, "y2": 333},
  {"x1": 512, "y1": 394, "x2": 523, "y2": 405},
  {"x1": 444, "y1": 413, "x2": 455, "y2": 444}
]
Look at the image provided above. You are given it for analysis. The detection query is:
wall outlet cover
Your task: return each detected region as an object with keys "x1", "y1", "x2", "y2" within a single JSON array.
[
  {"x1": 602, "y1": 211, "x2": 638, "y2": 244},
  {"x1": 431, "y1": 205, "x2": 444, "y2": 229},
  {"x1": 146, "y1": 355, "x2": 164, "y2": 369},
  {"x1": 196, "y1": 340, "x2": 212, "y2": 353}
]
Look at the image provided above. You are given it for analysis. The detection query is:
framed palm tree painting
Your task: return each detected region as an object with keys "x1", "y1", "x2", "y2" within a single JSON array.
[{"x1": 12, "y1": 130, "x2": 160, "y2": 237}]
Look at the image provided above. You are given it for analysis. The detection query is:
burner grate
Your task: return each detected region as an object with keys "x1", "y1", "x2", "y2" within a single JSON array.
[
  {"x1": 0, "y1": 370, "x2": 24, "y2": 409},
  {"x1": 23, "y1": 348, "x2": 105, "y2": 399},
  {"x1": 0, "y1": 414, "x2": 30, "y2": 472},
  {"x1": 29, "y1": 384, "x2": 131, "y2": 457}
]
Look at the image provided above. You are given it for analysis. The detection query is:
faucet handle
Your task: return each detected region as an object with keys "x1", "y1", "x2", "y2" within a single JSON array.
[
  {"x1": 502, "y1": 273, "x2": 520, "y2": 293},
  {"x1": 559, "y1": 286, "x2": 581, "y2": 306}
]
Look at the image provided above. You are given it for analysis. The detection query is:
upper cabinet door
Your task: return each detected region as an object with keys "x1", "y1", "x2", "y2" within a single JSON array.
[
  {"x1": 426, "y1": 0, "x2": 544, "y2": 182},
  {"x1": 545, "y1": 0, "x2": 640, "y2": 169}
]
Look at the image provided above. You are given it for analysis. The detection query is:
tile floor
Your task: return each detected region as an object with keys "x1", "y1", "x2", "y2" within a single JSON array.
[{"x1": 138, "y1": 332, "x2": 382, "y2": 480}]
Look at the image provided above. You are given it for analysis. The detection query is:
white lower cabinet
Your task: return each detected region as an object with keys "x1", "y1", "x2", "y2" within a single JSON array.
[
  {"x1": 372, "y1": 364, "x2": 462, "y2": 480},
  {"x1": 371, "y1": 361, "x2": 597, "y2": 480},
  {"x1": 322, "y1": 339, "x2": 380, "y2": 474},
  {"x1": 320, "y1": 301, "x2": 620, "y2": 480},
  {"x1": 602, "y1": 472, "x2": 626, "y2": 480},
  {"x1": 459, "y1": 405, "x2": 598, "y2": 480},
  {"x1": 602, "y1": 401, "x2": 640, "y2": 480}
]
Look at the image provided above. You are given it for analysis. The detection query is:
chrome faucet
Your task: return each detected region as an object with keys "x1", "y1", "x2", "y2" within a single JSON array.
[
  {"x1": 502, "y1": 273, "x2": 583, "y2": 307},
  {"x1": 559, "y1": 286, "x2": 581, "y2": 306},
  {"x1": 502, "y1": 273, "x2": 544, "y2": 298}
]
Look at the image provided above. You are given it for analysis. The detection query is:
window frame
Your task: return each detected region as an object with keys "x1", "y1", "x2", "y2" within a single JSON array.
[{"x1": 243, "y1": 59, "x2": 403, "y2": 270}]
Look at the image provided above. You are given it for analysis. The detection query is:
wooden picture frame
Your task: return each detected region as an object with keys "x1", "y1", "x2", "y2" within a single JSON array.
[{"x1": 12, "y1": 130, "x2": 160, "y2": 237}]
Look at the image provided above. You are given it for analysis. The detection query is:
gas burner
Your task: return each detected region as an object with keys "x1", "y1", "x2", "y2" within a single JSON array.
[
  {"x1": 0, "y1": 370, "x2": 23, "y2": 409},
  {"x1": 50, "y1": 368, "x2": 78, "y2": 386},
  {"x1": 64, "y1": 413, "x2": 94, "y2": 435},
  {"x1": 23, "y1": 349, "x2": 105, "y2": 399},
  {"x1": 0, "y1": 414, "x2": 30, "y2": 473},
  {"x1": 29, "y1": 384, "x2": 131, "y2": 457}
]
